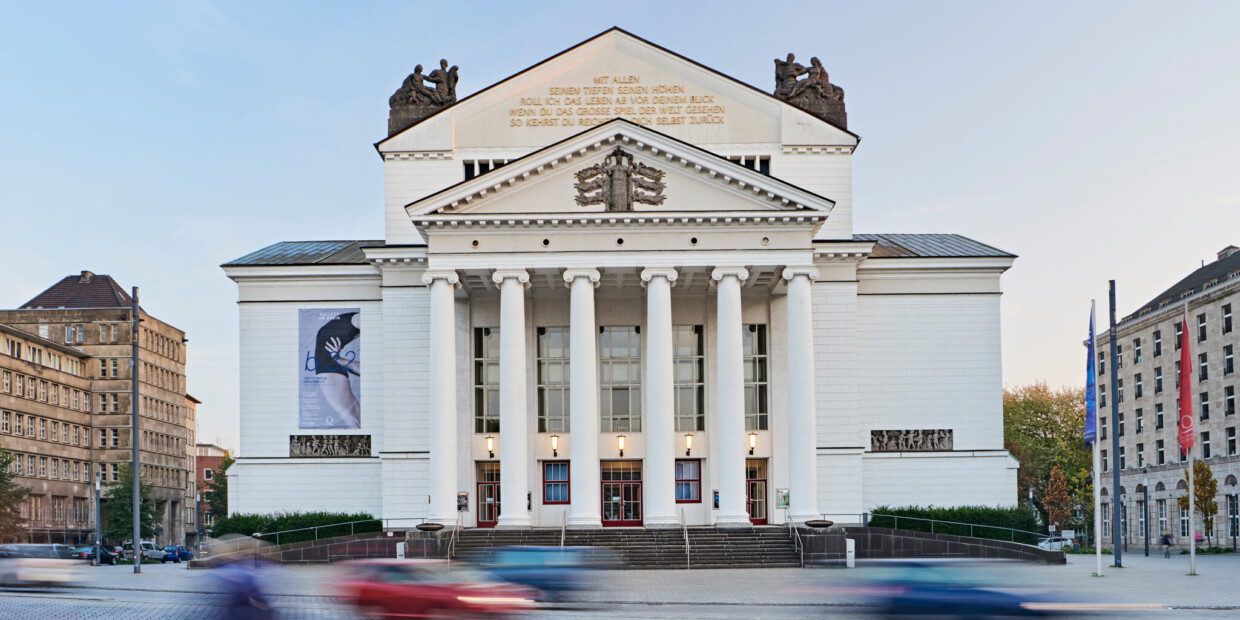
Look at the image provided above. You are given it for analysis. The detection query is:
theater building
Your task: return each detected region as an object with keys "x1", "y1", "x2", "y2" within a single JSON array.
[{"x1": 223, "y1": 29, "x2": 1018, "y2": 528}]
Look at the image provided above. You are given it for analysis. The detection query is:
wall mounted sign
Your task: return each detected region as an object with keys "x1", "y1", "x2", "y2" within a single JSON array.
[{"x1": 299, "y1": 308, "x2": 361, "y2": 429}]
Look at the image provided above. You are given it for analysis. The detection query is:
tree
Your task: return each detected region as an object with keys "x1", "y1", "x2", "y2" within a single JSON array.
[
  {"x1": 203, "y1": 454, "x2": 234, "y2": 524},
  {"x1": 1004, "y1": 382, "x2": 1091, "y2": 524},
  {"x1": 0, "y1": 450, "x2": 30, "y2": 542},
  {"x1": 1065, "y1": 467, "x2": 1094, "y2": 537},
  {"x1": 1177, "y1": 460, "x2": 1219, "y2": 546},
  {"x1": 102, "y1": 461, "x2": 160, "y2": 542},
  {"x1": 1044, "y1": 465, "x2": 1071, "y2": 531}
]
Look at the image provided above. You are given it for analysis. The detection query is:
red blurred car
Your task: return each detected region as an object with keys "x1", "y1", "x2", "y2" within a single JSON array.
[{"x1": 337, "y1": 559, "x2": 538, "y2": 618}]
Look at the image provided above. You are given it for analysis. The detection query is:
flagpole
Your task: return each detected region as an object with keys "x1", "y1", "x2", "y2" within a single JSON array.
[{"x1": 1090, "y1": 300, "x2": 1103, "y2": 577}]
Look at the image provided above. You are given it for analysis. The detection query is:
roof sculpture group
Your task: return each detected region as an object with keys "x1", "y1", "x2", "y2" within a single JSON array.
[
  {"x1": 388, "y1": 59, "x2": 459, "y2": 136},
  {"x1": 773, "y1": 53, "x2": 847, "y2": 129},
  {"x1": 574, "y1": 147, "x2": 666, "y2": 212}
]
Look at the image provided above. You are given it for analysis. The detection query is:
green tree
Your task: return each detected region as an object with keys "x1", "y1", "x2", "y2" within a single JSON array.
[
  {"x1": 0, "y1": 450, "x2": 30, "y2": 542},
  {"x1": 203, "y1": 454, "x2": 234, "y2": 523},
  {"x1": 102, "y1": 462, "x2": 160, "y2": 542},
  {"x1": 1004, "y1": 382, "x2": 1091, "y2": 525},
  {"x1": 1177, "y1": 460, "x2": 1219, "y2": 546},
  {"x1": 1065, "y1": 467, "x2": 1094, "y2": 536},
  {"x1": 1044, "y1": 465, "x2": 1071, "y2": 531}
]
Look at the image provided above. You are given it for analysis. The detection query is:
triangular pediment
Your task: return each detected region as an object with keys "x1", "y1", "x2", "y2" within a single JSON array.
[
  {"x1": 378, "y1": 28, "x2": 858, "y2": 153},
  {"x1": 405, "y1": 119, "x2": 834, "y2": 220}
]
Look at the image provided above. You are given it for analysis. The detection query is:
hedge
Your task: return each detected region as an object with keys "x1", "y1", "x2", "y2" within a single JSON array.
[
  {"x1": 210, "y1": 511, "x2": 380, "y2": 544},
  {"x1": 868, "y1": 506, "x2": 1042, "y2": 545}
]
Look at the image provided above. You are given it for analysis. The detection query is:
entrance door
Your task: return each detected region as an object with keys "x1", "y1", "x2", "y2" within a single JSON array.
[
  {"x1": 746, "y1": 459, "x2": 768, "y2": 525},
  {"x1": 477, "y1": 462, "x2": 500, "y2": 528},
  {"x1": 601, "y1": 461, "x2": 643, "y2": 526}
]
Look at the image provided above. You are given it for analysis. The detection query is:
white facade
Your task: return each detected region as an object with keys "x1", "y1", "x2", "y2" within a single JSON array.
[{"x1": 224, "y1": 29, "x2": 1018, "y2": 528}]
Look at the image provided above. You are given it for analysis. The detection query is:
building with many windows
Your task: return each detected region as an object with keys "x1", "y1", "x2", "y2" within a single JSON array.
[
  {"x1": 1097, "y1": 245, "x2": 1240, "y2": 548},
  {"x1": 0, "y1": 324, "x2": 95, "y2": 543},
  {"x1": 222, "y1": 29, "x2": 1018, "y2": 529},
  {"x1": 0, "y1": 272, "x2": 194, "y2": 546}
]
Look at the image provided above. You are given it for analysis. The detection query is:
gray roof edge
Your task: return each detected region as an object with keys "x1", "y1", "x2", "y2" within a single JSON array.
[{"x1": 853, "y1": 233, "x2": 1016, "y2": 259}]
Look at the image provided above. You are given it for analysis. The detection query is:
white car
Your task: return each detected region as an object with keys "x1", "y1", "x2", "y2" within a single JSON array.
[
  {"x1": 1037, "y1": 536, "x2": 1070, "y2": 551},
  {"x1": 0, "y1": 544, "x2": 84, "y2": 587},
  {"x1": 122, "y1": 541, "x2": 168, "y2": 562}
]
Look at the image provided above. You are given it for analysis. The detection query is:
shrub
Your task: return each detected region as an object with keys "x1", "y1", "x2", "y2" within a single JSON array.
[
  {"x1": 869, "y1": 505, "x2": 1042, "y2": 545},
  {"x1": 211, "y1": 511, "x2": 379, "y2": 544}
]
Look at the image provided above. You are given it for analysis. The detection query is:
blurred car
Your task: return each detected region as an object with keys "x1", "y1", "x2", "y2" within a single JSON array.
[
  {"x1": 1036, "y1": 537, "x2": 1070, "y2": 551},
  {"x1": 471, "y1": 546, "x2": 616, "y2": 601},
  {"x1": 164, "y1": 545, "x2": 193, "y2": 562},
  {"x1": 859, "y1": 562, "x2": 1055, "y2": 618},
  {"x1": 0, "y1": 544, "x2": 85, "y2": 587},
  {"x1": 337, "y1": 559, "x2": 538, "y2": 618},
  {"x1": 122, "y1": 541, "x2": 169, "y2": 562},
  {"x1": 70, "y1": 545, "x2": 119, "y2": 565}
]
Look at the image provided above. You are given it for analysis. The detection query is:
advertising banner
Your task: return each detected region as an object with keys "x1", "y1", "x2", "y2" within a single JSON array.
[{"x1": 299, "y1": 308, "x2": 361, "y2": 429}]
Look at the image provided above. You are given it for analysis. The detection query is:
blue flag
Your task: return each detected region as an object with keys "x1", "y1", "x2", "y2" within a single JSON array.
[{"x1": 1084, "y1": 303, "x2": 1098, "y2": 445}]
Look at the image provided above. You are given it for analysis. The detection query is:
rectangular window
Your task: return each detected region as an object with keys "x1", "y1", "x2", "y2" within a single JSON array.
[
  {"x1": 1136, "y1": 408, "x2": 1144, "y2": 433},
  {"x1": 1200, "y1": 353, "x2": 1209, "y2": 381},
  {"x1": 1100, "y1": 385, "x2": 1107, "y2": 408},
  {"x1": 1155, "y1": 368, "x2": 1163, "y2": 394},
  {"x1": 1201, "y1": 392, "x2": 1210, "y2": 420},
  {"x1": 1117, "y1": 344, "x2": 1123, "y2": 369},
  {"x1": 50, "y1": 459, "x2": 57, "y2": 479},
  {"x1": 98, "y1": 429, "x2": 106, "y2": 448},
  {"x1": 110, "y1": 429, "x2": 119, "y2": 447},
  {"x1": 1118, "y1": 379, "x2": 1124, "y2": 403},
  {"x1": 72, "y1": 461, "x2": 79, "y2": 481},
  {"x1": 14, "y1": 415, "x2": 22, "y2": 436},
  {"x1": 49, "y1": 384, "x2": 57, "y2": 405},
  {"x1": 600, "y1": 326, "x2": 642, "y2": 433},
  {"x1": 743, "y1": 324, "x2": 769, "y2": 431},
  {"x1": 1118, "y1": 412, "x2": 1125, "y2": 436},
  {"x1": 99, "y1": 360, "x2": 107, "y2": 378},
  {"x1": 1099, "y1": 351, "x2": 1106, "y2": 375},
  {"x1": 49, "y1": 421, "x2": 57, "y2": 442},
  {"x1": 1157, "y1": 439, "x2": 1165, "y2": 465},
  {"x1": 473, "y1": 327, "x2": 500, "y2": 434},
  {"x1": 1119, "y1": 446, "x2": 1126, "y2": 469},
  {"x1": 1137, "y1": 443, "x2": 1144, "y2": 467},
  {"x1": 1225, "y1": 304, "x2": 1233, "y2": 334},
  {"x1": 1135, "y1": 374, "x2": 1143, "y2": 399},
  {"x1": 14, "y1": 374, "x2": 22, "y2": 397},
  {"x1": 1175, "y1": 321, "x2": 1183, "y2": 350},
  {"x1": 73, "y1": 390, "x2": 80, "y2": 410},
  {"x1": 1225, "y1": 346, "x2": 1234, "y2": 376},
  {"x1": 110, "y1": 463, "x2": 118, "y2": 482},
  {"x1": 38, "y1": 419, "x2": 46, "y2": 440},
  {"x1": 1137, "y1": 500, "x2": 1145, "y2": 538},
  {"x1": 1101, "y1": 416, "x2": 1107, "y2": 440},
  {"x1": 111, "y1": 359, "x2": 118, "y2": 378},
  {"x1": 536, "y1": 326, "x2": 570, "y2": 434},
  {"x1": 675, "y1": 459, "x2": 701, "y2": 502},
  {"x1": 1133, "y1": 338, "x2": 1142, "y2": 364},
  {"x1": 1102, "y1": 503, "x2": 1111, "y2": 538},
  {"x1": 1154, "y1": 330, "x2": 1162, "y2": 357},
  {"x1": 542, "y1": 461, "x2": 569, "y2": 504},
  {"x1": 1, "y1": 412, "x2": 7, "y2": 433},
  {"x1": 1158, "y1": 499, "x2": 1168, "y2": 533},
  {"x1": 37, "y1": 381, "x2": 46, "y2": 401},
  {"x1": 39, "y1": 457, "x2": 46, "y2": 478},
  {"x1": 1198, "y1": 313, "x2": 1208, "y2": 342},
  {"x1": 1203, "y1": 431, "x2": 1211, "y2": 458},
  {"x1": 1227, "y1": 386, "x2": 1236, "y2": 416},
  {"x1": 72, "y1": 425, "x2": 79, "y2": 446},
  {"x1": 26, "y1": 455, "x2": 34, "y2": 476},
  {"x1": 673, "y1": 325, "x2": 705, "y2": 432},
  {"x1": 1102, "y1": 449, "x2": 1108, "y2": 472},
  {"x1": 1, "y1": 371, "x2": 7, "y2": 393},
  {"x1": 1229, "y1": 427, "x2": 1237, "y2": 456}
]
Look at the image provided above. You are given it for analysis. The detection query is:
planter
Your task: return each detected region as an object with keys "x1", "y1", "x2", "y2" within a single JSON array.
[
  {"x1": 805, "y1": 519, "x2": 834, "y2": 529},
  {"x1": 416, "y1": 523, "x2": 445, "y2": 532}
]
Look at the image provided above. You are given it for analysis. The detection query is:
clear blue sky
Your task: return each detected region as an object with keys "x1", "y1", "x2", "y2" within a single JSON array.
[{"x1": 3, "y1": 1, "x2": 1238, "y2": 451}]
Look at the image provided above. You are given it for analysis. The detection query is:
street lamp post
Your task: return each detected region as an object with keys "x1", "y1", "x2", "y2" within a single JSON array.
[
  {"x1": 94, "y1": 471, "x2": 102, "y2": 567},
  {"x1": 195, "y1": 489, "x2": 202, "y2": 555}
]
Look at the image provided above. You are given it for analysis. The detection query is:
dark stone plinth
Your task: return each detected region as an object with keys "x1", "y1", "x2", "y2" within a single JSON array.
[{"x1": 389, "y1": 106, "x2": 443, "y2": 136}]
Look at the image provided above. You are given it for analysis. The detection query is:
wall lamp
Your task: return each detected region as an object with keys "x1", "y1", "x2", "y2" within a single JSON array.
[
  {"x1": 486, "y1": 435, "x2": 494, "y2": 459},
  {"x1": 749, "y1": 432, "x2": 758, "y2": 456},
  {"x1": 685, "y1": 433, "x2": 693, "y2": 456},
  {"x1": 617, "y1": 434, "x2": 626, "y2": 457},
  {"x1": 550, "y1": 434, "x2": 559, "y2": 458}
]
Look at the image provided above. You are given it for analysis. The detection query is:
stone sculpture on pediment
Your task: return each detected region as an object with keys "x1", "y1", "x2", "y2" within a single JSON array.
[
  {"x1": 774, "y1": 53, "x2": 847, "y2": 129},
  {"x1": 388, "y1": 59, "x2": 459, "y2": 136}
]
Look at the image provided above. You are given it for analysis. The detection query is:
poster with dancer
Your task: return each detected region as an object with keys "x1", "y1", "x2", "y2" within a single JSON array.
[{"x1": 299, "y1": 308, "x2": 361, "y2": 429}]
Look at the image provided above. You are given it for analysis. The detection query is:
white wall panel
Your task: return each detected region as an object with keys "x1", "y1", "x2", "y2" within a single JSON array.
[
  {"x1": 862, "y1": 453, "x2": 1018, "y2": 508},
  {"x1": 229, "y1": 460, "x2": 382, "y2": 516}
]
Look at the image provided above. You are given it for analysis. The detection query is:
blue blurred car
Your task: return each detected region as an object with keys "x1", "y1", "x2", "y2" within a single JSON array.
[
  {"x1": 471, "y1": 546, "x2": 617, "y2": 601},
  {"x1": 163, "y1": 545, "x2": 193, "y2": 562},
  {"x1": 863, "y1": 562, "x2": 1056, "y2": 618}
]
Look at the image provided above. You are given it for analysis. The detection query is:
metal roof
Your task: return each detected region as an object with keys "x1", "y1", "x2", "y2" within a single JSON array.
[
  {"x1": 222, "y1": 241, "x2": 384, "y2": 267},
  {"x1": 853, "y1": 234, "x2": 1015, "y2": 259},
  {"x1": 1126, "y1": 247, "x2": 1240, "y2": 320},
  {"x1": 20, "y1": 272, "x2": 134, "y2": 309}
]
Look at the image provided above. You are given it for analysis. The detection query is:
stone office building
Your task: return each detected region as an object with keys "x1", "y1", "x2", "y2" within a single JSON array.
[
  {"x1": 0, "y1": 272, "x2": 194, "y2": 546},
  {"x1": 1097, "y1": 245, "x2": 1240, "y2": 547},
  {"x1": 0, "y1": 324, "x2": 95, "y2": 543},
  {"x1": 223, "y1": 29, "x2": 1018, "y2": 529}
]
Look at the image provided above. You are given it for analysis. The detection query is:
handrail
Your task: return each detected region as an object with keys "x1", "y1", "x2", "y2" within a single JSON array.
[
  {"x1": 785, "y1": 509, "x2": 804, "y2": 568},
  {"x1": 447, "y1": 512, "x2": 462, "y2": 559},
  {"x1": 792, "y1": 523, "x2": 804, "y2": 568},
  {"x1": 681, "y1": 509, "x2": 690, "y2": 570},
  {"x1": 560, "y1": 513, "x2": 567, "y2": 549},
  {"x1": 255, "y1": 516, "x2": 429, "y2": 547},
  {"x1": 867, "y1": 513, "x2": 1044, "y2": 543}
]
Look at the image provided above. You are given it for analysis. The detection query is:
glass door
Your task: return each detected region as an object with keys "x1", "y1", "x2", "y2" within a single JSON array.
[
  {"x1": 477, "y1": 462, "x2": 500, "y2": 528},
  {"x1": 746, "y1": 459, "x2": 768, "y2": 525},
  {"x1": 601, "y1": 461, "x2": 643, "y2": 526}
]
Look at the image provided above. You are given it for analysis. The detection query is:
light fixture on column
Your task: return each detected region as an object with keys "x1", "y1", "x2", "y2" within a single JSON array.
[
  {"x1": 617, "y1": 434, "x2": 626, "y2": 457},
  {"x1": 685, "y1": 433, "x2": 693, "y2": 456},
  {"x1": 550, "y1": 434, "x2": 559, "y2": 458},
  {"x1": 486, "y1": 435, "x2": 495, "y2": 459},
  {"x1": 749, "y1": 432, "x2": 758, "y2": 456}
]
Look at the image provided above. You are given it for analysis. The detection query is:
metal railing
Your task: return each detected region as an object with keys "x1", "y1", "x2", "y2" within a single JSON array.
[
  {"x1": 250, "y1": 516, "x2": 428, "y2": 547},
  {"x1": 447, "y1": 512, "x2": 462, "y2": 559},
  {"x1": 785, "y1": 509, "x2": 804, "y2": 568},
  {"x1": 866, "y1": 513, "x2": 1044, "y2": 544},
  {"x1": 560, "y1": 513, "x2": 567, "y2": 549},
  {"x1": 681, "y1": 509, "x2": 690, "y2": 570}
]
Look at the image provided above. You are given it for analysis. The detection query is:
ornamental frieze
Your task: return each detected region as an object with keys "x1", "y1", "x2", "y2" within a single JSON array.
[
  {"x1": 870, "y1": 429, "x2": 953, "y2": 452},
  {"x1": 289, "y1": 434, "x2": 372, "y2": 458}
]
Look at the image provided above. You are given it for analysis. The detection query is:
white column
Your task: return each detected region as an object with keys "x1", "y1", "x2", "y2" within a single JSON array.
[
  {"x1": 712, "y1": 267, "x2": 750, "y2": 526},
  {"x1": 493, "y1": 269, "x2": 531, "y2": 528},
  {"x1": 783, "y1": 266, "x2": 819, "y2": 523},
  {"x1": 422, "y1": 271, "x2": 460, "y2": 525},
  {"x1": 564, "y1": 268, "x2": 602, "y2": 528},
  {"x1": 642, "y1": 268, "x2": 679, "y2": 526}
]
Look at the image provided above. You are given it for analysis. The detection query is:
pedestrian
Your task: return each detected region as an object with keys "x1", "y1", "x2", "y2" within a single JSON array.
[{"x1": 1161, "y1": 531, "x2": 1173, "y2": 558}]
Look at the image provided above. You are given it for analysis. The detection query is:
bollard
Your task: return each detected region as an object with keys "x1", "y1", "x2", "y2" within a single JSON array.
[{"x1": 846, "y1": 538, "x2": 856, "y2": 568}]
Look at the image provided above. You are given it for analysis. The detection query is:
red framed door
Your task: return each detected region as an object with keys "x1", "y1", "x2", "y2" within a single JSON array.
[
  {"x1": 477, "y1": 462, "x2": 500, "y2": 528},
  {"x1": 601, "y1": 461, "x2": 643, "y2": 526},
  {"x1": 746, "y1": 459, "x2": 768, "y2": 525}
]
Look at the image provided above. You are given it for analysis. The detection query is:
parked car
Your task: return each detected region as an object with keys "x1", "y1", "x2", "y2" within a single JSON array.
[
  {"x1": 122, "y1": 541, "x2": 169, "y2": 562},
  {"x1": 0, "y1": 544, "x2": 85, "y2": 587},
  {"x1": 164, "y1": 545, "x2": 193, "y2": 562},
  {"x1": 1036, "y1": 536, "x2": 1070, "y2": 551},
  {"x1": 337, "y1": 559, "x2": 538, "y2": 618},
  {"x1": 70, "y1": 545, "x2": 119, "y2": 565}
]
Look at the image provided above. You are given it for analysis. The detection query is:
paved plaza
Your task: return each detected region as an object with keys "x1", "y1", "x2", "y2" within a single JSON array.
[{"x1": 0, "y1": 553, "x2": 1237, "y2": 618}]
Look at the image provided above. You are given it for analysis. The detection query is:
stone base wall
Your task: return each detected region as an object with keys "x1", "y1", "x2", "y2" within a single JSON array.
[
  {"x1": 190, "y1": 531, "x2": 449, "y2": 568},
  {"x1": 800, "y1": 526, "x2": 1065, "y2": 566}
]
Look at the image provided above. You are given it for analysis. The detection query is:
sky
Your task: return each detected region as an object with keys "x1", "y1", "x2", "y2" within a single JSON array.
[{"x1": 2, "y1": 1, "x2": 1238, "y2": 452}]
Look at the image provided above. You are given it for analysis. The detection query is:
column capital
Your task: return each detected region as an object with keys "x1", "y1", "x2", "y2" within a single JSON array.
[
  {"x1": 421, "y1": 270, "x2": 461, "y2": 287},
  {"x1": 640, "y1": 267, "x2": 678, "y2": 288},
  {"x1": 711, "y1": 267, "x2": 749, "y2": 282},
  {"x1": 562, "y1": 268, "x2": 602, "y2": 289},
  {"x1": 781, "y1": 266, "x2": 820, "y2": 281},
  {"x1": 491, "y1": 269, "x2": 531, "y2": 287}
]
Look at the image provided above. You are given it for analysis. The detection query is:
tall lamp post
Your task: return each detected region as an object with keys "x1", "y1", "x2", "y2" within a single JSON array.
[
  {"x1": 94, "y1": 471, "x2": 102, "y2": 567},
  {"x1": 195, "y1": 489, "x2": 202, "y2": 555}
]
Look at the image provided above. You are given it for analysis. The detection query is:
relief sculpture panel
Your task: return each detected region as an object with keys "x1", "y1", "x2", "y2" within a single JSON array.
[
  {"x1": 870, "y1": 429, "x2": 953, "y2": 452},
  {"x1": 289, "y1": 434, "x2": 372, "y2": 458}
]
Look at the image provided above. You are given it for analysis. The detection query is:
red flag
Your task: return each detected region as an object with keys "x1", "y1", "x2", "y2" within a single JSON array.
[{"x1": 1179, "y1": 306, "x2": 1195, "y2": 453}]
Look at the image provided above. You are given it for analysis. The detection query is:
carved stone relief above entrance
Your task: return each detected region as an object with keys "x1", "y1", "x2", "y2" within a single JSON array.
[
  {"x1": 289, "y1": 434, "x2": 372, "y2": 458},
  {"x1": 573, "y1": 147, "x2": 666, "y2": 212},
  {"x1": 870, "y1": 429, "x2": 953, "y2": 452}
]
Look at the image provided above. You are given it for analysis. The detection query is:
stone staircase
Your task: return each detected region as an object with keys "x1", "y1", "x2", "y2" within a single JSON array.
[{"x1": 452, "y1": 526, "x2": 801, "y2": 569}]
